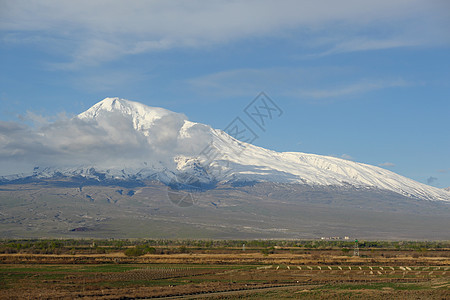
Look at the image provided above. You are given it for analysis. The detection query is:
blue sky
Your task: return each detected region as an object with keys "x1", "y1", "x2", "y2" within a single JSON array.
[{"x1": 0, "y1": 0, "x2": 449, "y2": 187}]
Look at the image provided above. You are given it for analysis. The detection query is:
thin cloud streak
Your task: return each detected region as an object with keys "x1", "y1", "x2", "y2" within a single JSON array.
[
  {"x1": 299, "y1": 79, "x2": 410, "y2": 99},
  {"x1": 307, "y1": 38, "x2": 422, "y2": 58},
  {"x1": 187, "y1": 67, "x2": 411, "y2": 100},
  {"x1": 379, "y1": 162, "x2": 395, "y2": 167}
]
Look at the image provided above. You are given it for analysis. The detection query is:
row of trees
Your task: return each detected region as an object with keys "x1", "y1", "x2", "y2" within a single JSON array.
[{"x1": 0, "y1": 239, "x2": 448, "y2": 255}]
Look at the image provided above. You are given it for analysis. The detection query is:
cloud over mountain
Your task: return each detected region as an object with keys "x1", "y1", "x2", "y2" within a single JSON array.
[
  {"x1": 0, "y1": 98, "x2": 203, "y2": 174},
  {"x1": 1, "y1": 98, "x2": 449, "y2": 202}
]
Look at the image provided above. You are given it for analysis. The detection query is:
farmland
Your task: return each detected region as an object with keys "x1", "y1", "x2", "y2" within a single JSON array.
[{"x1": 0, "y1": 240, "x2": 449, "y2": 299}]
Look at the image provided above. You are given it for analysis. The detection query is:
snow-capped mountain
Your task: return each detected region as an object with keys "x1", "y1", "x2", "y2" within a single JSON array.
[
  {"x1": 78, "y1": 97, "x2": 180, "y2": 134},
  {"x1": 3, "y1": 97, "x2": 450, "y2": 202}
]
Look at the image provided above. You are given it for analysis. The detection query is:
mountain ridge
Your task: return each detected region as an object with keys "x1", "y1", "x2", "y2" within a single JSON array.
[{"x1": 1, "y1": 97, "x2": 449, "y2": 202}]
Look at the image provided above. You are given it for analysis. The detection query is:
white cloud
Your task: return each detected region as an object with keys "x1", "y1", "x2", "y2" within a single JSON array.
[
  {"x1": 186, "y1": 67, "x2": 411, "y2": 100},
  {"x1": 329, "y1": 153, "x2": 353, "y2": 161},
  {"x1": 309, "y1": 38, "x2": 421, "y2": 58},
  {"x1": 0, "y1": 108, "x2": 212, "y2": 176},
  {"x1": 299, "y1": 79, "x2": 410, "y2": 99},
  {"x1": 186, "y1": 68, "x2": 289, "y2": 98},
  {"x1": 379, "y1": 162, "x2": 395, "y2": 167},
  {"x1": 1, "y1": 0, "x2": 448, "y2": 68},
  {"x1": 427, "y1": 176, "x2": 438, "y2": 185},
  {"x1": 340, "y1": 154, "x2": 353, "y2": 160},
  {"x1": 70, "y1": 69, "x2": 145, "y2": 92}
]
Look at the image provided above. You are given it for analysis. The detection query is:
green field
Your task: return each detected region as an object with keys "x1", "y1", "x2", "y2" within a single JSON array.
[{"x1": 0, "y1": 239, "x2": 449, "y2": 299}]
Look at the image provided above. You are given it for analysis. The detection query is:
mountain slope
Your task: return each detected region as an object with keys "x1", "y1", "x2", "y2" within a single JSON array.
[
  {"x1": 1, "y1": 97, "x2": 449, "y2": 202},
  {"x1": 1, "y1": 97, "x2": 450, "y2": 239},
  {"x1": 0, "y1": 180, "x2": 449, "y2": 239}
]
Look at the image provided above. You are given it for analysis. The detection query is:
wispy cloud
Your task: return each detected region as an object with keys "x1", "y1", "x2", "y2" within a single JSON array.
[
  {"x1": 1, "y1": 0, "x2": 448, "y2": 68},
  {"x1": 340, "y1": 154, "x2": 353, "y2": 161},
  {"x1": 379, "y1": 162, "x2": 395, "y2": 167},
  {"x1": 186, "y1": 67, "x2": 411, "y2": 100},
  {"x1": 70, "y1": 69, "x2": 145, "y2": 92},
  {"x1": 186, "y1": 68, "x2": 289, "y2": 98},
  {"x1": 329, "y1": 153, "x2": 354, "y2": 161},
  {"x1": 427, "y1": 176, "x2": 438, "y2": 185},
  {"x1": 308, "y1": 38, "x2": 421, "y2": 58},
  {"x1": 299, "y1": 79, "x2": 410, "y2": 99}
]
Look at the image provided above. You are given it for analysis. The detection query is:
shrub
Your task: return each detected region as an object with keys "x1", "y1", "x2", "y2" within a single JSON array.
[
  {"x1": 124, "y1": 247, "x2": 145, "y2": 257},
  {"x1": 145, "y1": 246, "x2": 156, "y2": 254},
  {"x1": 178, "y1": 246, "x2": 189, "y2": 253}
]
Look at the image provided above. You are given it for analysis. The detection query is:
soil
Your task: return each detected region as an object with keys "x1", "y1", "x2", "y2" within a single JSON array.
[{"x1": 1, "y1": 250, "x2": 449, "y2": 299}]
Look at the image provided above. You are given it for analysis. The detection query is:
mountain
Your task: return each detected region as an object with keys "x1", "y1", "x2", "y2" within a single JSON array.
[
  {"x1": 0, "y1": 98, "x2": 449, "y2": 239},
  {"x1": 78, "y1": 97, "x2": 178, "y2": 133},
  {"x1": 7, "y1": 97, "x2": 448, "y2": 202}
]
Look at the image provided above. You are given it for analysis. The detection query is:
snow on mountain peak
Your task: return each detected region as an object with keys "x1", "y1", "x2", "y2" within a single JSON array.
[
  {"x1": 78, "y1": 97, "x2": 186, "y2": 134},
  {"x1": 1, "y1": 98, "x2": 449, "y2": 202}
]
